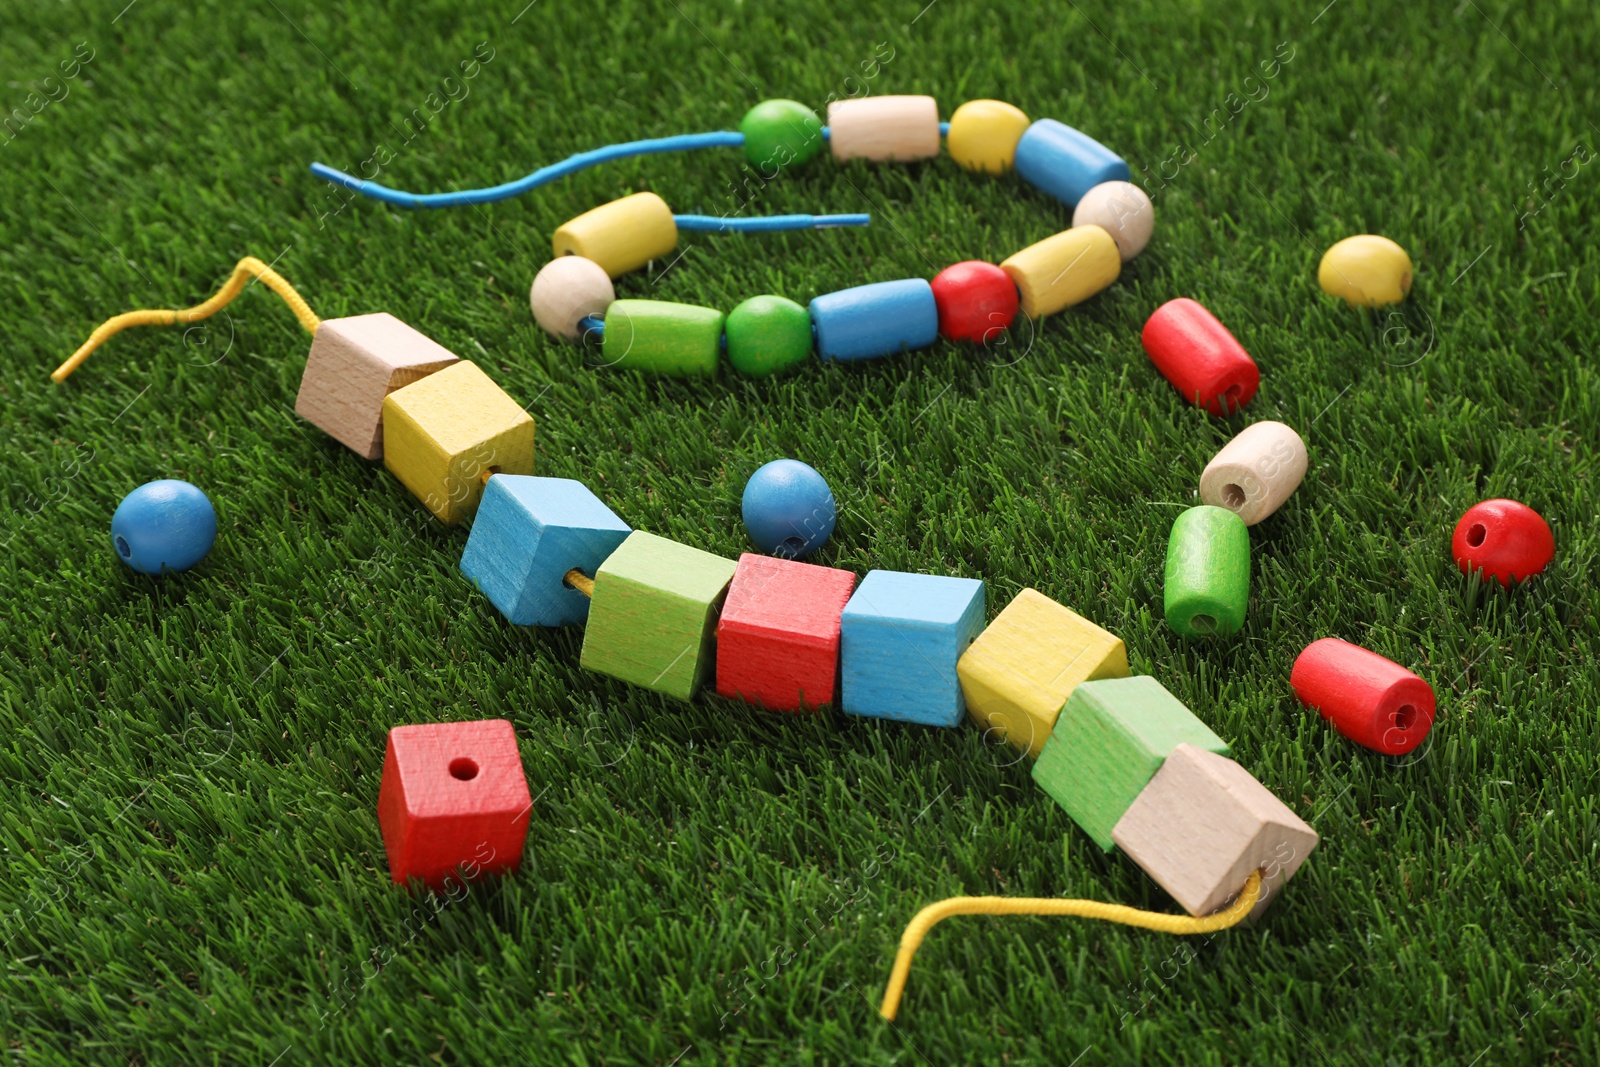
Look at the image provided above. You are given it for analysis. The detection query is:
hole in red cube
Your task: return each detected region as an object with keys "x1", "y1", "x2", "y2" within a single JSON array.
[
  {"x1": 1467, "y1": 523, "x2": 1487, "y2": 547},
  {"x1": 449, "y1": 757, "x2": 479, "y2": 781},
  {"x1": 1392, "y1": 704, "x2": 1417, "y2": 732}
]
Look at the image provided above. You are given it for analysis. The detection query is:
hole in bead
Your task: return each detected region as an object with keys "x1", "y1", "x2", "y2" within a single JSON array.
[
  {"x1": 1467, "y1": 523, "x2": 1487, "y2": 547},
  {"x1": 1222, "y1": 384, "x2": 1243, "y2": 409},
  {"x1": 115, "y1": 536, "x2": 131, "y2": 558},
  {"x1": 1222, "y1": 483, "x2": 1247, "y2": 509},
  {"x1": 449, "y1": 757, "x2": 479, "y2": 781},
  {"x1": 778, "y1": 535, "x2": 807, "y2": 557},
  {"x1": 1190, "y1": 614, "x2": 1216, "y2": 634},
  {"x1": 1391, "y1": 704, "x2": 1417, "y2": 732}
]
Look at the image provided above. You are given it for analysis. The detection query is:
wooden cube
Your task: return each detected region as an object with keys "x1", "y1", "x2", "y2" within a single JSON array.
[
  {"x1": 715, "y1": 553, "x2": 857, "y2": 712},
  {"x1": 381, "y1": 361, "x2": 535, "y2": 524},
  {"x1": 1032, "y1": 676, "x2": 1229, "y2": 851},
  {"x1": 957, "y1": 588, "x2": 1128, "y2": 758},
  {"x1": 294, "y1": 313, "x2": 460, "y2": 460},
  {"x1": 839, "y1": 570, "x2": 986, "y2": 728},
  {"x1": 376, "y1": 719, "x2": 532, "y2": 890},
  {"x1": 459, "y1": 475, "x2": 631, "y2": 627},
  {"x1": 579, "y1": 531, "x2": 738, "y2": 701},
  {"x1": 1113, "y1": 743, "x2": 1319, "y2": 919}
]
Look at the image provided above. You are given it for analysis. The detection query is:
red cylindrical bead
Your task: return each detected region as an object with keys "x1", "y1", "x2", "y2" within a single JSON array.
[
  {"x1": 1140, "y1": 298, "x2": 1260, "y2": 416},
  {"x1": 1290, "y1": 638, "x2": 1435, "y2": 755},
  {"x1": 930, "y1": 260, "x2": 1019, "y2": 344},
  {"x1": 1451, "y1": 498, "x2": 1554, "y2": 585}
]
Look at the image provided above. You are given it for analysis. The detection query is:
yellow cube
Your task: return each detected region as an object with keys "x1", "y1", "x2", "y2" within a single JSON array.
[
  {"x1": 382, "y1": 361, "x2": 535, "y2": 524},
  {"x1": 958, "y1": 588, "x2": 1128, "y2": 757},
  {"x1": 946, "y1": 99, "x2": 1031, "y2": 175}
]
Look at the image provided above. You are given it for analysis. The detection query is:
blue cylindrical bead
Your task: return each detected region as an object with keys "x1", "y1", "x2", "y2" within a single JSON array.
[
  {"x1": 1013, "y1": 119, "x2": 1131, "y2": 208},
  {"x1": 809, "y1": 279, "x2": 938, "y2": 362}
]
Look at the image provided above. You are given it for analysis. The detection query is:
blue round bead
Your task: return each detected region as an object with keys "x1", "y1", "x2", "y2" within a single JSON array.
[
  {"x1": 741, "y1": 459, "x2": 836, "y2": 559},
  {"x1": 111, "y1": 480, "x2": 217, "y2": 575}
]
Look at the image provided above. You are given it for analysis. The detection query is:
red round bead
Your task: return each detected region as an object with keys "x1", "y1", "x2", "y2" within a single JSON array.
[
  {"x1": 1290, "y1": 638, "x2": 1435, "y2": 755},
  {"x1": 1451, "y1": 498, "x2": 1554, "y2": 585},
  {"x1": 930, "y1": 260, "x2": 1019, "y2": 344},
  {"x1": 1140, "y1": 298, "x2": 1260, "y2": 416}
]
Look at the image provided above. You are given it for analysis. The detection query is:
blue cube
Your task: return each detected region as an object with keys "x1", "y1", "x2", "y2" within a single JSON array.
[
  {"x1": 460, "y1": 476, "x2": 630, "y2": 626},
  {"x1": 840, "y1": 570, "x2": 986, "y2": 727},
  {"x1": 1014, "y1": 118, "x2": 1131, "y2": 208}
]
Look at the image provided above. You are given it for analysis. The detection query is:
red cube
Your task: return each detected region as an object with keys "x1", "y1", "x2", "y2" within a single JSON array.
[
  {"x1": 376, "y1": 719, "x2": 533, "y2": 889},
  {"x1": 715, "y1": 553, "x2": 857, "y2": 712}
]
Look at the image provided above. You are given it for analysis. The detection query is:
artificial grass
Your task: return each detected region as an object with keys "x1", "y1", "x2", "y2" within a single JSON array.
[{"x1": 2, "y1": 0, "x2": 1597, "y2": 1063}]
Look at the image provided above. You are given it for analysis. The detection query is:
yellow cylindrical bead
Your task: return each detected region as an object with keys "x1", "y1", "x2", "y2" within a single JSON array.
[
  {"x1": 828, "y1": 96, "x2": 941, "y2": 162},
  {"x1": 946, "y1": 99, "x2": 1031, "y2": 174},
  {"x1": 1317, "y1": 234, "x2": 1412, "y2": 307},
  {"x1": 552, "y1": 192, "x2": 678, "y2": 279},
  {"x1": 1000, "y1": 225, "x2": 1121, "y2": 318}
]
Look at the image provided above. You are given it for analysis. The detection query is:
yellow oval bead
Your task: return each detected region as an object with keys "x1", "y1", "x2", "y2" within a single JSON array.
[
  {"x1": 1318, "y1": 235, "x2": 1413, "y2": 307},
  {"x1": 1000, "y1": 225, "x2": 1121, "y2": 317},
  {"x1": 552, "y1": 192, "x2": 678, "y2": 279},
  {"x1": 946, "y1": 99, "x2": 1031, "y2": 175}
]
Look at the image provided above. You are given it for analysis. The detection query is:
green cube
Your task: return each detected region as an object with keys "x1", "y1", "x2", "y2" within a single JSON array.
[
  {"x1": 1032, "y1": 676, "x2": 1230, "y2": 851},
  {"x1": 579, "y1": 531, "x2": 737, "y2": 700}
]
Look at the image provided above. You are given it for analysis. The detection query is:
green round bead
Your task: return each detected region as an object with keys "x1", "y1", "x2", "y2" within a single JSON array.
[
  {"x1": 1163, "y1": 505, "x2": 1250, "y2": 638},
  {"x1": 724, "y1": 295, "x2": 814, "y2": 377},
  {"x1": 739, "y1": 99, "x2": 823, "y2": 170}
]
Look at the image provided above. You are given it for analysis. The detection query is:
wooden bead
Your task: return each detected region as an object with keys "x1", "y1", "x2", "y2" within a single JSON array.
[
  {"x1": 945, "y1": 99, "x2": 1031, "y2": 174},
  {"x1": 1071, "y1": 181, "x2": 1154, "y2": 261},
  {"x1": 459, "y1": 475, "x2": 631, "y2": 627},
  {"x1": 602, "y1": 299, "x2": 726, "y2": 378},
  {"x1": 1141, "y1": 298, "x2": 1260, "y2": 416},
  {"x1": 1164, "y1": 506, "x2": 1250, "y2": 638},
  {"x1": 957, "y1": 588, "x2": 1129, "y2": 758},
  {"x1": 929, "y1": 260, "x2": 1018, "y2": 344},
  {"x1": 381, "y1": 361, "x2": 536, "y2": 524},
  {"x1": 1000, "y1": 225, "x2": 1121, "y2": 318},
  {"x1": 1199, "y1": 421, "x2": 1307, "y2": 526},
  {"x1": 724, "y1": 295, "x2": 813, "y2": 377},
  {"x1": 1318, "y1": 234, "x2": 1412, "y2": 307},
  {"x1": 376, "y1": 719, "x2": 532, "y2": 889},
  {"x1": 739, "y1": 99, "x2": 824, "y2": 169},
  {"x1": 1013, "y1": 118, "x2": 1131, "y2": 207},
  {"x1": 810, "y1": 279, "x2": 937, "y2": 362},
  {"x1": 827, "y1": 95, "x2": 940, "y2": 163},
  {"x1": 1290, "y1": 638, "x2": 1435, "y2": 755},
  {"x1": 1032, "y1": 676, "x2": 1230, "y2": 851},
  {"x1": 579, "y1": 531, "x2": 738, "y2": 701},
  {"x1": 294, "y1": 313, "x2": 460, "y2": 460},
  {"x1": 1451, "y1": 498, "x2": 1555, "y2": 584},
  {"x1": 530, "y1": 256, "x2": 614, "y2": 341},
  {"x1": 715, "y1": 553, "x2": 857, "y2": 711},
  {"x1": 840, "y1": 570, "x2": 986, "y2": 728},
  {"x1": 1112, "y1": 743, "x2": 1318, "y2": 919},
  {"x1": 552, "y1": 192, "x2": 678, "y2": 279}
]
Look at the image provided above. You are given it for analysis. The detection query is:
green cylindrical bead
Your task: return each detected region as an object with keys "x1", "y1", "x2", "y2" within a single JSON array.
[
  {"x1": 1164, "y1": 505, "x2": 1250, "y2": 638},
  {"x1": 724, "y1": 295, "x2": 813, "y2": 377},
  {"x1": 739, "y1": 99, "x2": 823, "y2": 170},
  {"x1": 602, "y1": 300, "x2": 725, "y2": 378}
]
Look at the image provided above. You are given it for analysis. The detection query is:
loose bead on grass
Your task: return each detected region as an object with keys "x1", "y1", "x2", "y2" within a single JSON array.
[
  {"x1": 741, "y1": 459, "x2": 836, "y2": 558},
  {"x1": 111, "y1": 479, "x2": 217, "y2": 575},
  {"x1": 1451, "y1": 498, "x2": 1554, "y2": 585},
  {"x1": 1318, "y1": 234, "x2": 1412, "y2": 307}
]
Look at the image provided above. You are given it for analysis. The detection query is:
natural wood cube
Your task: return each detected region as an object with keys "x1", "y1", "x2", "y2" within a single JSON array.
[
  {"x1": 381, "y1": 361, "x2": 535, "y2": 524},
  {"x1": 1032, "y1": 676, "x2": 1230, "y2": 851},
  {"x1": 579, "y1": 531, "x2": 738, "y2": 701},
  {"x1": 294, "y1": 313, "x2": 460, "y2": 459},
  {"x1": 957, "y1": 588, "x2": 1128, "y2": 757},
  {"x1": 1113, "y1": 743, "x2": 1319, "y2": 919}
]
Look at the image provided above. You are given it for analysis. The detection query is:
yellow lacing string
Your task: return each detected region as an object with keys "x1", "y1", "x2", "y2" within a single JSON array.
[
  {"x1": 51, "y1": 256, "x2": 322, "y2": 383},
  {"x1": 879, "y1": 868, "x2": 1262, "y2": 1021}
]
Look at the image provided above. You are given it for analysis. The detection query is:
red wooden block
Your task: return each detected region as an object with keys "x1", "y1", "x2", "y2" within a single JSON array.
[
  {"x1": 1290, "y1": 638, "x2": 1435, "y2": 755},
  {"x1": 715, "y1": 553, "x2": 857, "y2": 712},
  {"x1": 1451, "y1": 498, "x2": 1554, "y2": 585},
  {"x1": 930, "y1": 260, "x2": 1019, "y2": 344},
  {"x1": 376, "y1": 719, "x2": 533, "y2": 889},
  {"x1": 1141, "y1": 297, "x2": 1260, "y2": 416}
]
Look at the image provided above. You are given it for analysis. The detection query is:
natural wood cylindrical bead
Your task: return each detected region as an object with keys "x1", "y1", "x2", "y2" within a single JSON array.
[
  {"x1": 946, "y1": 99, "x2": 1030, "y2": 174},
  {"x1": 1164, "y1": 506, "x2": 1250, "y2": 638},
  {"x1": 601, "y1": 299, "x2": 725, "y2": 377},
  {"x1": 1072, "y1": 181, "x2": 1154, "y2": 261},
  {"x1": 1199, "y1": 421, "x2": 1307, "y2": 526},
  {"x1": 529, "y1": 256, "x2": 615, "y2": 341},
  {"x1": 827, "y1": 96, "x2": 940, "y2": 163},
  {"x1": 1141, "y1": 298, "x2": 1260, "y2": 416},
  {"x1": 999, "y1": 225, "x2": 1121, "y2": 318},
  {"x1": 1291, "y1": 638, "x2": 1435, "y2": 755},
  {"x1": 552, "y1": 192, "x2": 678, "y2": 279}
]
